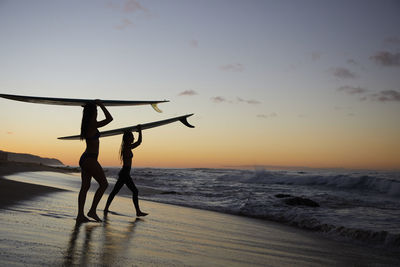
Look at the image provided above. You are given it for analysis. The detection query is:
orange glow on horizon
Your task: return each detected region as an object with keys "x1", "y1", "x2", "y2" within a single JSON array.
[
  {"x1": 2, "y1": 142, "x2": 399, "y2": 171},
  {"x1": 1, "y1": 105, "x2": 399, "y2": 171}
]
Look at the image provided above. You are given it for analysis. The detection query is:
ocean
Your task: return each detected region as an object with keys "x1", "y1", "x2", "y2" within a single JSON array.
[{"x1": 105, "y1": 167, "x2": 400, "y2": 250}]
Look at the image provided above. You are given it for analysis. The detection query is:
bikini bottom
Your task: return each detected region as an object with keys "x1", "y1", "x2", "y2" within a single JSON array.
[{"x1": 79, "y1": 152, "x2": 98, "y2": 167}]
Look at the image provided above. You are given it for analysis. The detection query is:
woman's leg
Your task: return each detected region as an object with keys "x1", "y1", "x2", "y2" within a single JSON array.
[
  {"x1": 77, "y1": 169, "x2": 91, "y2": 223},
  {"x1": 124, "y1": 175, "x2": 148, "y2": 216},
  {"x1": 104, "y1": 175, "x2": 125, "y2": 212},
  {"x1": 87, "y1": 160, "x2": 108, "y2": 221}
]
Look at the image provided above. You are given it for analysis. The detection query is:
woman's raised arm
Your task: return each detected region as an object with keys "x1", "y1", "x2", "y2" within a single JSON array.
[
  {"x1": 95, "y1": 100, "x2": 113, "y2": 128},
  {"x1": 130, "y1": 125, "x2": 142, "y2": 149}
]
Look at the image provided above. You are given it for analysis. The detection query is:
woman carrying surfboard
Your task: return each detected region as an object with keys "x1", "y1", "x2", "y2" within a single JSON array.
[
  {"x1": 77, "y1": 100, "x2": 113, "y2": 223},
  {"x1": 104, "y1": 126, "x2": 148, "y2": 217}
]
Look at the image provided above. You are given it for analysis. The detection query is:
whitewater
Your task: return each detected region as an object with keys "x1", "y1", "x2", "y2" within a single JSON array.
[{"x1": 105, "y1": 167, "x2": 400, "y2": 250}]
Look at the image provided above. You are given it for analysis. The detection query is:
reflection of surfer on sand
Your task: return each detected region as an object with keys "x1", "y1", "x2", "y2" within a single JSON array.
[
  {"x1": 104, "y1": 126, "x2": 148, "y2": 217},
  {"x1": 77, "y1": 100, "x2": 113, "y2": 223}
]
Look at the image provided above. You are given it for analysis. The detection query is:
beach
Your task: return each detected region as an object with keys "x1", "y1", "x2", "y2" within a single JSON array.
[
  {"x1": 1, "y1": 162, "x2": 400, "y2": 266},
  {"x1": 0, "y1": 161, "x2": 73, "y2": 209}
]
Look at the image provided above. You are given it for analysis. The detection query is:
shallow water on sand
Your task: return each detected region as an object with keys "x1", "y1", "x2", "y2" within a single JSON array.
[
  {"x1": 106, "y1": 167, "x2": 400, "y2": 249},
  {"x1": 1, "y1": 172, "x2": 400, "y2": 266}
]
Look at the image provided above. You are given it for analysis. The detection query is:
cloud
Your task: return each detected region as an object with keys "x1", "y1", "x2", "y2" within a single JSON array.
[
  {"x1": 6, "y1": 132, "x2": 13, "y2": 135},
  {"x1": 257, "y1": 113, "x2": 277, "y2": 119},
  {"x1": 368, "y1": 90, "x2": 400, "y2": 102},
  {"x1": 347, "y1": 59, "x2": 359, "y2": 65},
  {"x1": 210, "y1": 96, "x2": 261, "y2": 104},
  {"x1": 338, "y1": 86, "x2": 400, "y2": 103},
  {"x1": 179, "y1": 90, "x2": 198, "y2": 96},
  {"x1": 384, "y1": 37, "x2": 400, "y2": 46},
  {"x1": 189, "y1": 40, "x2": 198, "y2": 48},
  {"x1": 108, "y1": 0, "x2": 150, "y2": 30},
  {"x1": 237, "y1": 97, "x2": 261, "y2": 105},
  {"x1": 337, "y1": 86, "x2": 368, "y2": 95},
  {"x1": 114, "y1": 18, "x2": 134, "y2": 30},
  {"x1": 370, "y1": 51, "x2": 400, "y2": 67},
  {"x1": 332, "y1": 67, "x2": 357, "y2": 79},
  {"x1": 123, "y1": 0, "x2": 148, "y2": 13},
  {"x1": 211, "y1": 96, "x2": 228, "y2": 103},
  {"x1": 220, "y1": 63, "x2": 244, "y2": 72},
  {"x1": 107, "y1": 0, "x2": 148, "y2": 13}
]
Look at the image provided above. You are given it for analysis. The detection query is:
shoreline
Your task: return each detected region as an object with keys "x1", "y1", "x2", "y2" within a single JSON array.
[
  {"x1": 1, "y1": 163, "x2": 400, "y2": 265},
  {"x1": 3, "y1": 161, "x2": 397, "y2": 251},
  {"x1": 0, "y1": 161, "x2": 78, "y2": 209},
  {"x1": 3, "y1": 162, "x2": 400, "y2": 251}
]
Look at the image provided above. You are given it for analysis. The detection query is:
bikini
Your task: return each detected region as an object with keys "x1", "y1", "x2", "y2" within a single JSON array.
[
  {"x1": 120, "y1": 150, "x2": 133, "y2": 174},
  {"x1": 79, "y1": 130, "x2": 100, "y2": 167},
  {"x1": 116, "y1": 150, "x2": 137, "y2": 196}
]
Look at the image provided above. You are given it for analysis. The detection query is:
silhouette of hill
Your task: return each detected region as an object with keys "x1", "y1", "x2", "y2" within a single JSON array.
[{"x1": 0, "y1": 150, "x2": 63, "y2": 166}]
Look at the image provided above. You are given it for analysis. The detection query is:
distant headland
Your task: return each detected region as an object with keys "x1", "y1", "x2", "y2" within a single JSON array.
[{"x1": 0, "y1": 150, "x2": 63, "y2": 166}]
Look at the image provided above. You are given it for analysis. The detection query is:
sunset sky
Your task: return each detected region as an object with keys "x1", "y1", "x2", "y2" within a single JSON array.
[{"x1": 1, "y1": 0, "x2": 399, "y2": 169}]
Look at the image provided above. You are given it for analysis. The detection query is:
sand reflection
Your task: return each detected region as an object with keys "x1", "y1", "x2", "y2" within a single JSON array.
[
  {"x1": 102, "y1": 214, "x2": 138, "y2": 266},
  {"x1": 63, "y1": 223, "x2": 100, "y2": 266},
  {"x1": 63, "y1": 216, "x2": 138, "y2": 266}
]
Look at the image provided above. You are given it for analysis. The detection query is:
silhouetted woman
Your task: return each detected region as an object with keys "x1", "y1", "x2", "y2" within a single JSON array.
[
  {"x1": 104, "y1": 126, "x2": 148, "y2": 217},
  {"x1": 77, "y1": 100, "x2": 113, "y2": 223}
]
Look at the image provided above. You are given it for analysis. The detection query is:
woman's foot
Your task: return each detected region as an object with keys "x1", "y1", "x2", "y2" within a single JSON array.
[
  {"x1": 136, "y1": 211, "x2": 148, "y2": 217},
  {"x1": 76, "y1": 215, "x2": 90, "y2": 223},
  {"x1": 87, "y1": 210, "x2": 102, "y2": 222}
]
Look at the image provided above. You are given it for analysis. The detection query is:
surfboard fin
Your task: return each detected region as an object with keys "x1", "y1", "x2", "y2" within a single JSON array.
[
  {"x1": 151, "y1": 103, "x2": 162, "y2": 113},
  {"x1": 180, "y1": 116, "x2": 195, "y2": 128}
]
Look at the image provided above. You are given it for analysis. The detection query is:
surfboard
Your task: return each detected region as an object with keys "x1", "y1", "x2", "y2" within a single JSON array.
[
  {"x1": 58, "y1": 114, "x2": 194, "y2": 140},
  {"x1": 0, "y1": 93, "x2": 168, "y2": 113}
]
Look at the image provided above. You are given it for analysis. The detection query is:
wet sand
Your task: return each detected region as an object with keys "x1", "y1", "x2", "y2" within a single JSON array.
[
  {"x1": 0, "y1": 161, "x2": 75, "y2": 208},
  {"x1": 1, "y1": 168, "x2": 400, "y2": 266}
]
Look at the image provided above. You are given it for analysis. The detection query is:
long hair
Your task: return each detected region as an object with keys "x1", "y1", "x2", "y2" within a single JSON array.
[
  {"x1": 120, "y1": 131, "x2": 133, "y2": 163},
  {"x1": 80, "y1": 102, "x2": 97, "y2": 140}
]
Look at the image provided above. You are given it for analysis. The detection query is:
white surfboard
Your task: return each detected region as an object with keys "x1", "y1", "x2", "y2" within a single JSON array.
[
  {"x1": 58, "y1": 114, "x2": 194, "y2": 140},
  {"x1": 0, "y1": 93, "x2": 168, "y2": 113}
]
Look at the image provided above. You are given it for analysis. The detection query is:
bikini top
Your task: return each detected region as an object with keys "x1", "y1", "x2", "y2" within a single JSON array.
[{"x1": 86, "y1": 130, "x2": 100, "y2": 140}]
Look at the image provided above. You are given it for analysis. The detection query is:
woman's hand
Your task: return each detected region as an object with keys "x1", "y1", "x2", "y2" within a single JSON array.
[
  {"x1": 94, "y1": 99, "x2": 104, "y2": 106},
  {"x1": 95, "y1": 99, "x2": 113, "y2": 127},
  {"x1": 132, "y1": 124, "x2": 143, "y2": 148}
]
